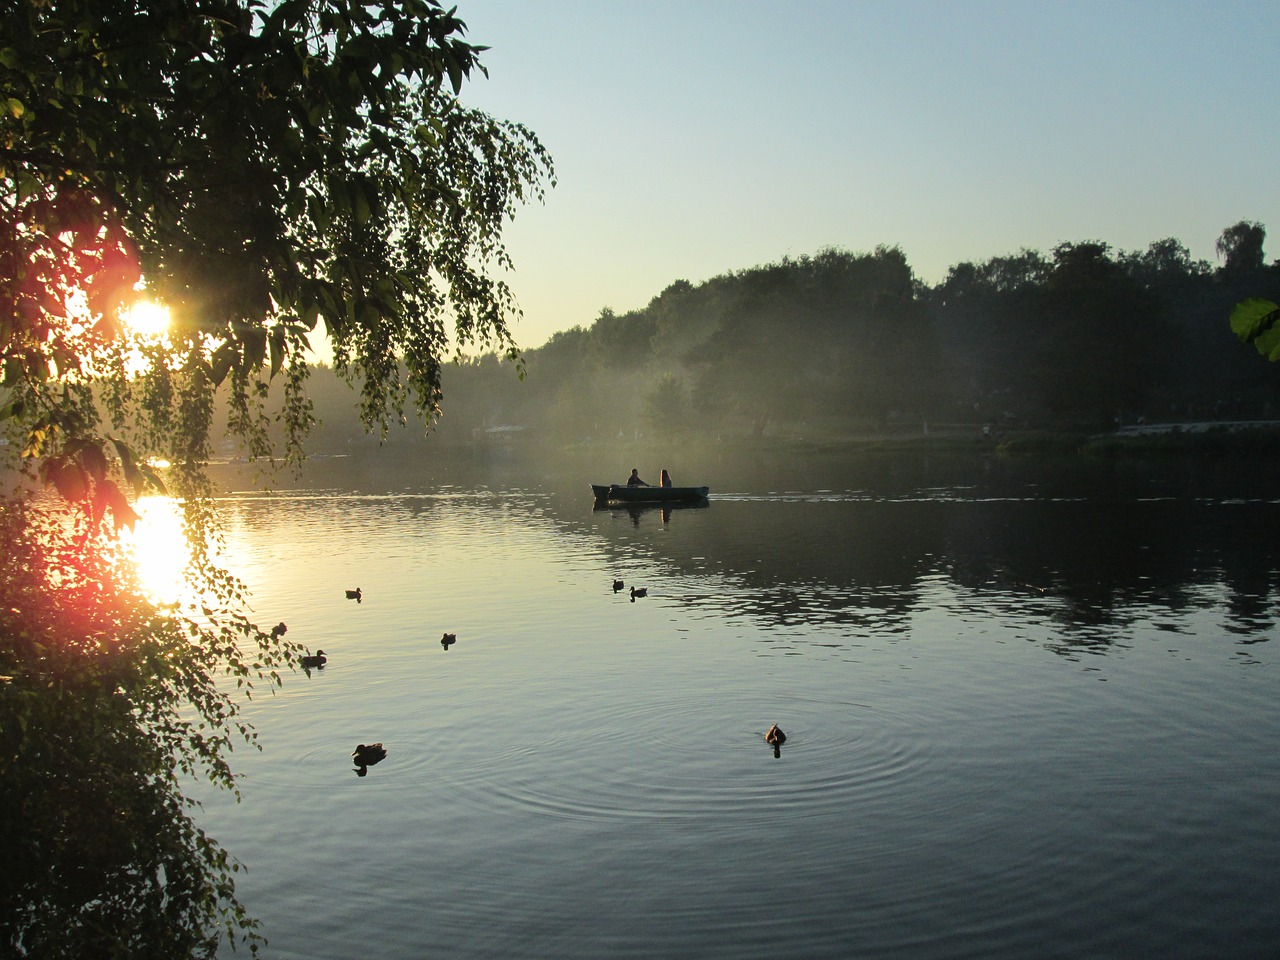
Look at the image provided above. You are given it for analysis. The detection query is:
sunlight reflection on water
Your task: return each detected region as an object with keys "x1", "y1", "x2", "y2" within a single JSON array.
[{"x1": 120, "y1": 494, "x2": 189, "y2": 604}]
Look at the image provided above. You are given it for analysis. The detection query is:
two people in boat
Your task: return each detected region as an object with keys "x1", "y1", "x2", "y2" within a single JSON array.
[{"x1": 626, "y1": 468, "x2": 673, "y2": 488}]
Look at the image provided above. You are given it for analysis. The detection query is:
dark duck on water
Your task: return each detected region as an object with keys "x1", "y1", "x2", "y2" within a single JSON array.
[
  {"x1": 353, "y1": 742, "x2": 387, "y2": 776},
  {"x1": 765, "y1": 723, "x2": 786, "y2": 758}
]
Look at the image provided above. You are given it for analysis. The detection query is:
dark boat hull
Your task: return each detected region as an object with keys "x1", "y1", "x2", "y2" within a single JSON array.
[{"x1": 592, "y1": 483, "x2": 709, "y2": 503}]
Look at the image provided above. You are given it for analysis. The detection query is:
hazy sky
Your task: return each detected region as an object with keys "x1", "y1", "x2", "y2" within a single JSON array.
[{"x1": 457, "y1": 0, "x2": 1279, "y2": 348}]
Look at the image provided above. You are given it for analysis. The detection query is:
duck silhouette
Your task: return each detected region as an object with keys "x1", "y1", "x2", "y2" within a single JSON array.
[
  {"x1": 612, "y1": 579, "x2": 625, "y2": 592},
  {"x1": 630, "y1": 586, "x2": 647, "y2": 602},
  {"x1": 345, "y1": 587, "x2": 362, "y2": 602},
  {"x1": 270, "y1": 622, "x2": 288, "y2": 639},
  {"x1": 353, "y1": 742, "x2": 386, "y2": 776},
  {"x1": 765, "y1": 723, "x2": 786, "y2": 758},
  {"x1": 441, "y1": 632, "x2": 456, "y2": 650},
  {"x1": 299, "y1": 649, "x2": 327, "y2": 669}
]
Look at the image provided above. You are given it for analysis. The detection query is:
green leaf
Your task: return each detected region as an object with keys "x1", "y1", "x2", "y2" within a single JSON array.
[
  {"x1": 98, "y1": 479, "x2": 140, "y2": 531},
  {"x1": 242, "y1": 326, "x2": 267, "y2": 370},
  {"x1": 139, "y1": 464, "x2": 167, "y2": 495},
  {"x1": 353, "y1": 181, "x2": 372, "y2": 223},
  {"x1": 1229, "y1": 298, "x2": 1280, "y2": 342},
  {"x1": 44, "y1": 457, "x2": 90, "y2": 502},
  {"x1": 1257, "y1": 326, "x2": 1280, "y2": 362},
  {"x1": 269, "y1": 324, "x2": 286, "y2": 379},
  {"x1": 210, "y1": 342, "x2": 235, "y2": 386},
  {"x1": 109, "y1": 436, "x2": 144, "y2": 493},
  {"x1": 78, "y1": 441, "x2": 108, "y2": 481},
  {"x1": 1230, "y1": 298, "x2": 1280, "y2": 361}
]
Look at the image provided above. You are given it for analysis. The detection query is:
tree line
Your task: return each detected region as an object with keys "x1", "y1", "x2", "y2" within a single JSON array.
[{"x1": 380, "y1": 219, "x2": 1277, "y2": 448}]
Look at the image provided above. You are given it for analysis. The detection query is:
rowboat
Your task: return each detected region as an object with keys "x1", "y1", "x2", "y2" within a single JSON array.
[{"x1": 592, "y1": 483, "x2": 710, "y2": 504}]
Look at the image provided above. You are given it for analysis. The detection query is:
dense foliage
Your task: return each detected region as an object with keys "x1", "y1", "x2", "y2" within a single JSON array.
[
  {"x1": 0, "y1": 0, "x2": 551, "y2": 955},
  {"x1": 0, "y1": 499, "x2": 298, "y2": 956},
  {"x1": 403, "y1": 222, "x2": 1280, "y2": 447},
  {"x1": 2, "y1": 0, "x2": 552, "y2": 478}
]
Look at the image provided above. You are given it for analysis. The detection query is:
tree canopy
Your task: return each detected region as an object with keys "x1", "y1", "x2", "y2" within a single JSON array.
[
  {"x1": 418, "y1": 222, "x2": 1279, "y2": 446},
  {"x1": 0, "y1": 1, "x2": 551, "y2": 954},
  {"x1": 2, "y1": 0, "x2": 553, "y2": 495}
]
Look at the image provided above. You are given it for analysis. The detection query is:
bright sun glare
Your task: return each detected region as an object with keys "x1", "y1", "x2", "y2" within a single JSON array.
[
  {"x1": 121, "y1": 495, "x2": 190, "y2": 604},
  {"x1": 121, "y1": 300, "x2": 171, "y2": 339}
]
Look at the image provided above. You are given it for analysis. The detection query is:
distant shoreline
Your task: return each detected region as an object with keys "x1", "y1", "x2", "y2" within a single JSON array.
[
  {"x1": 543, "y1": 421, "x2": 1280, "y2": 459},
  {"x1": 139, "y1": 418, "x2": 1280, "y2": 472}
]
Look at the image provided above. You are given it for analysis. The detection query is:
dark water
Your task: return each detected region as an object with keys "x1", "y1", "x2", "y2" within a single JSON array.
[{"x1": 192, "y1": 449, "x2": 1280, "y2": 959}]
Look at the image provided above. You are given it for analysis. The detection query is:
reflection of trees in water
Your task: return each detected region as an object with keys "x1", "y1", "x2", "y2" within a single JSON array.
[
  {"x1": 950, "y1": 497, "x2": 1280, "y2": 652},
  {"x1": 579, "y1": 478, "x2": 1280, "y2": 658},
  {"x1": 673, "y1": 500, "x2": 946, "y2": 631},
  {"x1": 216, "y1": 453, "x2": 1280, "y2": 659}
]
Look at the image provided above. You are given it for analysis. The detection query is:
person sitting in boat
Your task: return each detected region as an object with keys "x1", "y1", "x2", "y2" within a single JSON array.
[
  {"x1": 660, "y1": 469, "x2": 673, "y2": 488},
  {"x1": 627, "y1": 468, "x2": 648, "y2": 486}
]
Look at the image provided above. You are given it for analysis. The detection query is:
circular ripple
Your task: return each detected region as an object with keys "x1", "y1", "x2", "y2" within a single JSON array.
[{"x1": 422, "y1": 690, "x2": 935, "y2": 825}]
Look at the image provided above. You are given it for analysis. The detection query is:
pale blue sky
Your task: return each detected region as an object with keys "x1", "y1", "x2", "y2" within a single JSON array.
[{"x1": 458, "y1": 0, "x2": 1279, "y2": 348}]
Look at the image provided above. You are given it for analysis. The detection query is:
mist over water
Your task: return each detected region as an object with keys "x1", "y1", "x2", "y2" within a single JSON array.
[{"x1": 200, "y1": 448, "x2": 1280, "y2": 959}]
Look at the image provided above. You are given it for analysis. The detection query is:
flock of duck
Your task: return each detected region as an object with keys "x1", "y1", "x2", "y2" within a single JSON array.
[
  {"x1": 292, "y1": 579, "x2": 787, "y2": 775},
  {"x1": 613, "y1": 578, "x2": 648, "y2": 601},
  {"x1": 307, "y1": 588, "x2": 460, "y2": 774}
]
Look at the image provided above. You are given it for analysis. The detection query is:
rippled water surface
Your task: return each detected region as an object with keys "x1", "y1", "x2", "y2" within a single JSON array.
[{"x1": 197, "y1": 452, "x2": 1280, "y2": 959}]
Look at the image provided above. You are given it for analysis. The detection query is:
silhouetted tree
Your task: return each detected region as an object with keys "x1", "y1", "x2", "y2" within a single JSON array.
[
  {"x1": 1120, "y1": 238, "x2": 1211, "y2": 289},
  {"x1": 1, "y1": 0, "x2": 551, "y2": 953},
  {"x1": 1216, "y1": 220, "x2": 1267, "y2": 278},
  {"x1": 430, "y1": 223, "x2": 1280, "y2": 446}
]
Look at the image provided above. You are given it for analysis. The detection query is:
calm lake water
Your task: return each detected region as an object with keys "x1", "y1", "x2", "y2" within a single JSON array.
[{"x1": 192, "y1": 448, "x2": 1280, "y2": 960}]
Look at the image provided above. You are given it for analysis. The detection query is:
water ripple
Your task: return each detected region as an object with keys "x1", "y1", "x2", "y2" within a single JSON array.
[{"x1": 422, "y1": 692, "x2": 933, "y2": 826}]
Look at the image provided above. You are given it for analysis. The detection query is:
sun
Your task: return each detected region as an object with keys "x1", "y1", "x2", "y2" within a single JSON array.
[{"x1": 120, "y1": 300, "x2": 171, "y2": 339}]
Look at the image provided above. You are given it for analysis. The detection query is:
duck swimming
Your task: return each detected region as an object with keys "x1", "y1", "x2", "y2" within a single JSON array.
[
  {"x1": 353, "y1": 742, "x2": 386, "y2": 764},
  {"x1": 612, "y1": 579, "x2": 625, "y2": 592},
  {"x1": 353, "y1": 743, "x2": 387, "y2": 776},
  {"x1": 345, "y1": 587, "x2": 362, "y2": 602},
  {"x1": 765, "y1": 724, "x2": 786, "y2": 746},
  {"x1": 299, "y1": 649, "x2": 327, "y2": 669},
  {"x1": 441, "y1": 632, "x2": 456, "y2": 650},
  {"x1": 630, "y1": 586, "x2": 647, "y2": 601}
]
